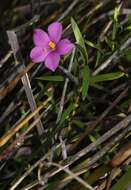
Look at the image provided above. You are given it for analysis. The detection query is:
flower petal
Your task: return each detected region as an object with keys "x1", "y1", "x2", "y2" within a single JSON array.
[
  {"x1": 48, "y1": 22, "x2": 62, "y2": 43},
  {"x1": 33, "y1": 29, "x2": 50, "y2": 48},
  {"x1": 30, "y1": 47, "x2": 48, "y2": 63},
  {"x1": 57, "y1": 39, "x2": 75, "y2": 55},
  {"x1": 44, "y1": 52, "x2": 60, "y2": 71}
]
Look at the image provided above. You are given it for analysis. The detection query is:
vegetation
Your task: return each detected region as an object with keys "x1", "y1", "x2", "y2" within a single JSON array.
[{"x1": 0, "y1": 0, "x2": 131, "y2": 190}]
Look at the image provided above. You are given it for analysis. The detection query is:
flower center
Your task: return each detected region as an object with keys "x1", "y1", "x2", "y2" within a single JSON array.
[{"x1": 48, "y1": 41, "x2": 56, "y2": 49}]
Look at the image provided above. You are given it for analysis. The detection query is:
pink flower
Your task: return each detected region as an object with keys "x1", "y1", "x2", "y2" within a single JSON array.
[{"x1": 30, "y1": 22, "x2": 75, "y2": 72}]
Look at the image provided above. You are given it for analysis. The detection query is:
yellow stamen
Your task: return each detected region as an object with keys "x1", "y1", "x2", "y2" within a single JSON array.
[{"x1": 48, "y1": 41, "x2": 56, "y2": 49}]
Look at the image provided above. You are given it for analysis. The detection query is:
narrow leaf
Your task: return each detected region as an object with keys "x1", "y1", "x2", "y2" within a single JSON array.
[
  {"x1": 71, "y1": 17, "x2": 88, "y2": 62},
  {"x1": 60, "y1": 103, "x2": 76, "y2": 125},
  {"x1": 91, "y1": 72, "x2": 124, "y2": 83},
  {"x1": 85, "y1": 40, "x2": 102, "y2": 52},
  {"x1": 82, "y1": 65, "x2": 90, "y2": 100},
  {"x1": 36, "y1": 75, "x2": 64, "y2": 82}
]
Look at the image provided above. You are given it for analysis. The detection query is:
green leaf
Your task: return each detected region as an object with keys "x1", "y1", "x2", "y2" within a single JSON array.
[
  {"x1": 71, "y1": 17, "x2": 88, "y2": 63},
  {"x1": 82, "y1": 65, "x2": 90, "y2": 100},
  {"x1": 85, "y1": 40, "x2": 102, "y2": 52},
  {"x1": 91, "y1": 72, "x2": 124, "y2": 83},
  {"x1": 113, "y1": 5, "x2": 120, "y2": 22},
  {"x1": 90, "y1": 83, "x2": 110, "y2": 93},
  {"x1": 35, "y1": 75, "x2": 64, "y2": 82},
  {"x1": 71, "y1": 17, "x2": 85, "y2": 50},
  {"x1": 72, "y1": 119, "x2": 85, "y2": 129},
  {"x1": 125, "y1": 25, "x2": 131, "y2": 30},
  {"x1": 110, "y1": 168, "x2": 131, "y2": 190},
  {"x1": 85, "y1": 40, "x2": 96, "y2": 48},
  {"x1": 76, "y1": 44, "x2": 87, "y2": 65},
  {"x1": 105, "y1": 36, "x2": 117, "y2": 50},
  {"x1": 95, "y1": 40, "x2": 102, "y2": 67},
  {"x1": 89, "y1": 134, "x2": 96, "y2": 142},
  {"x1": 123, "y1": 49, "x2": 131, "y2": 61},
  {"x1": 60, "y1": 103, "x2": 76, "y2": 125}
]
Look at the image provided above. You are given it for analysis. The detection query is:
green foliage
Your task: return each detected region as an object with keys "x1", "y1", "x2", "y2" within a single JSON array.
[
  {"x1": 1, "y1": 1, "x2": 131, "y2": 190},
  {"x1": 60, "y1": 103, "x2": 76, "y2": 125},
  {"x1": 71, "y1": 17, "x2": 88, "y2": 60},
  {"x1": 90, "y1": 72, "x2": 125, "y2": 83},
  {"x1": 82, "y1": 65, "x2": 90, "y2": 100},
  {"x1": 123, "y1": 49, "x2": 131, "y2": 61},
  {"x1": 71, "y1": 18, "x2": 90, "y2": 100},
  {"x1": 36, "y1": 75, "x2": 64, "y2": 81},
  {"x1": 110, "y1": 167, "x2": 131, "y2": 190},
  {"x1": 85, "y1": 40, "x2": 102, "y2": 52}
]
